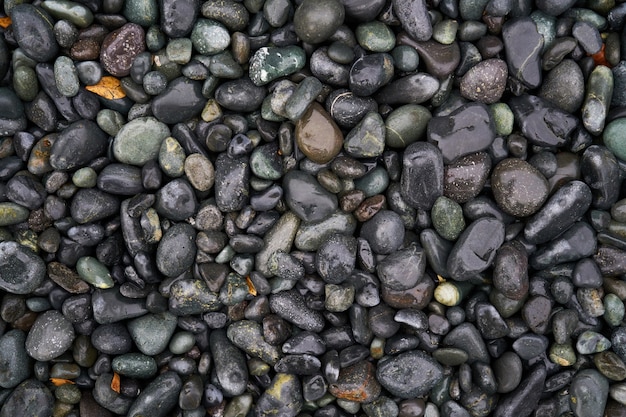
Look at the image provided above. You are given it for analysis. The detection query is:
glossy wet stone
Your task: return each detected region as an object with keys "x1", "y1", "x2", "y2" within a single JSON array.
[
  {"x1": 0, "y1": 379, "x2": 53, "y2": 417},
  {"x1": 25, "y1": 310, "x2": 74, "y2": 361},
  {"x1": 249, "y1": 46, "x2": 306, "y2": 86},
  {"x1": 377, "y1": 350, "x2": 443, "y2": 399},
  {"x1": 0, "y1": 330, "x2": 31, "y2": 389},
  {"x1": 400, "y1": 142, "x2": 443, "y2": 210},
  {"x1": 492, "y1": 158, "x2": 549, "y2": 217},
  {"x1": 283, "y1": 170, "x2": 337, "y2": 223},
  {"x1": 255, "y1": 373, "x2": 303, "y2": 416},
  {"x1": 152, "y1": 77, "x2": 205, "y2": 124},
  {"x1": 127, "y1": 372, "x2": 182, "y2": 417},
  {"x1": 539, "y1": 59, "x2": 585, "y2": 113},
  {"x1": 293, "y1": 0, "x2": 345, "y2": 44},
  {"x1": 502, "y1": 17, "x2": 543, "y2": 89},
  {"x1": 374, "y1": 72, "x2": 439, "y2": 105},
  {"x1": 444, "y1": 152, "x2": 491, "y2": 203},
  {"x1": 295, "y1": 102, "x2": 343, "y2": 164},
  {"x1": 11, "y1": 4, "x2": 59, "y2": 63},
  {"x1": 0, "y1": 241, "x2": 45, "y2": 294},
  {"x1": 385, "y1": 104, "x2": 431, "y2": 149}
]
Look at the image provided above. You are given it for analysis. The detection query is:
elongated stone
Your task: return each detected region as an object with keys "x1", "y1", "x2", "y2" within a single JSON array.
[
  {"x1": 127, "y1": 372, "x2": 182, "y2": 417},
  {"x1": 400, "y1": 142, "x2": 443, "y2": 210},
  {"x1": 385, "y1": 104, "x2": 431, "y2": 148},
  {"x1": 569, "y1": 369, "x2": 609, "y2": 417},
  {"x1": 256, "y1": 373, "x2": 303, "y2": 416},
  {"x1": 283, "y1": 170, "x2": 338, "y2": 223},
  {"x1": 210, "y1": 330, "x2": 248, "y2": 396},
  {"x1": 256, "y1": 212, "x2": 300, "y2": 277},
  {"x1": 502, "y1": 17, "x2": 543, "y2": 88},
  {"x1": 530, "y1": 222, "x2": 597, "y2": 270},
  {"x1": 582, "y1": 65, "x2": 613, "y2": 135},
  {"x1": 227, "y1": 320, "x2": 282, "y2": 365},
  {"x1": 374, "y1": 73, "x2": 439, "y2": 105},
  {"x1": 493, "y1": 365, "x2": 546, "y2": 417},
  {"x1": 249, "y1": 46, "x2": 306, "y2": 86},
  {"x1": 269, "y1": 290, "x2": 325, "y2": 332},
  {"x1": 11, "y1": 4, "x2": 59, "y2": 62},
  {"x1": 295, "y1": 102, "x2": 343, "y2": 164},
  {"x1": 76, "y1": 256, "x2": 114, "y2": 289},
  {"x1": 393, "y1": 0, "x2": 432, "y2": 41}
]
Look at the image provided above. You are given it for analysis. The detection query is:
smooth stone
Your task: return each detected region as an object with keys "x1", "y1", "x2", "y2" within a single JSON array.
[
  {"x1": 93, "y1": 373, "x2": 133, "y2": 414},
  {"x1": 377, "y1": 242, "x2": 426, "y2": 291},
  {"x1": 569, "y1": 369, "x2": 609, "y2": 417},
  {"x1": 294, "y1": 212, "x2": 356, "y2": 251},
  {"x1": 582, "y1": 65, "x2": 614, "y2": 135},
  {"x1": 293, "y1": 0, "x2": 345, "y2": 44},
  {"x1": 349, "y1": 53, "x2": 394, "y2": 97},
  {"x1": 0, "y1": 241, "x2": 45, "y2": 294},
  {"x1": 493, "y1": 241, "x2": 528, "y2": 300},
  {"x1": 431, "y1": 196, "x2": 465, "y2": 241},
  {"x1": 0, "y1": 380, "x2": 53, "y2": 417},
  {"x1": 295, "y1": 102, "x2": 343, "y2": 164},
  {"x1": 427, "y1": 102, "x2": 496, "y2": 164},
  {"x1": 53, "y1": 55, "x2": 79, "y2": 97},
  {"x1": 215, "y1": 77, "x2": 266, "y2": 112},
  {"x1": 539, "y1": 59, "x2": 585, "y2": 113},
  {"x1": 113, "y1": 117, "x2": 170, "y2": 166},
  {"x1": 316, "y1": 234, "x2": 356, "y2": 284},
  {"x1": 127, "y1": 312, "x2": 177, "y2": 356},
  {"x1": 493, "y1": 352, "x2": 523, "y2": 393},
  {"x1": 249, "y1": 46, "x2": 306, "y2": 86},
  {"x1": 447, "y1": 217, "x2": 505, "y2": 281},
  {"x1": 214, "y1": 154, "x2": 249, "y2": 212},
  {"x1": 524, "y1": 180, "x2": 592, "y2": 244},
  {"x1": 344, "y1": 112, "x2": 386, "y2": 158},
  {"x1": 100, "y1": 23, "x2": 145, "y2": 77},
  {"x1": 595, "y1": 351, "x2": 626, "y2": 381},
  {"x1": 25, "y1": 311, "x2": 74, "y2": 361},
  {"x1": 50, "y1": 120, "x2": 107, "y2": 171},
  {"x1": 269, "y1": 290, "x2": 325, "y2": 332},
  {"x1": 508, "y1": 94, "x2": 579, "y2": 147},
  {"x1": 127, "y1": 372, "x2": 182, "y2": 417},
  {"x1": 604, "y1": 117, "x2": 626, "y2": 161},
  {"x1": 502, "y1": 17, "x2": 543, "y2": 88},
  {"x1": 91, "y1": 323, "x2": 132, "y2": 354},
  {"x1": 0, "y1": 330, "x2": 31, "y2": 388},
  {"x1": 256, "y1": 212, "x2": 300, "y2": 277},
  {"x1": 10, "y1": 4, "x2": 59, "y2": 62},
  {"x1": 582, "y1": 145, "x2": 621, "y2": 210},
  {"x1": 356, "y1": 21, "x2": 395, "y2": 52},
  {"x1": 97, "y1": 164, "x2": 144, "y2": 195},
  {"x1": 13, "y1": 66, "x2": 39, "y2": 102},
  {"x1": 76, "y1": 256, "x2": 114, "y2": 289},
  {"x1": 377, "y1": 351, "x2": 443, "y2": 399},
  {"x1": 283, "y1": 170, "x2": 338, "y2": 223},
  {"x1": 151, "y1": 77, "x2": 205, "y2": 124},
  {"x1": 227, "y1": 320, "x2": 282, "y2": 365},
  {"x1": 374, "y1": 72, "x2": 439, "y2": 105},
  {"x1": 444, "y1": 152, "x2": 491, "y2": 204},
  {"x1": 153, "y1": 178, "x2": 197, "y2": 221},
  {"x1": 185, "y1": 154, "x2": 215, "y2": 191},
  {"x1": 491, "y1": 158, "x2": 549, "y2": 217},
  {"x1": 190, "y1": 19, "x2": 230, "y2": 55},
  {"x1": 360, "y1": 210, "x2": 405, "y2": 255},
  {"x1": 400, "y1": 142, "x2": 443, "y2": 210},
  {"x1": 326, "y1": 89, "x2": 377, "y2": 128},
  {"x1": 256, "y1": 373, "x2": 303, "y2": 416},
  {"x1": 159, "y1": 137, "x2": 185, "y2": 177},
  {"x1": 460, "y1": 59, "x2": 507, "y2": 104},
  {"x1": 397, "y1": 34, "x2": 460, "y2": 78},
  {"x1": 393, "y1": 0, "x2": 432, "y2": 42},
  {"x1": 493, "y1": 365, "x2": 546, "y2": 417},
  {"x1": 327, "y1": 361, "x2": 381, "y2": 404},
  {"x1": 385, "y1": 104, "x2": 432, "y2": 148},
  {"x1": 156, "y1": 222, "x2": 196, "y2": 277},
  {"x1": 112, "y1": 353, "x2": 157, "y2": 378},
  {"x1": 536, "y1": 0, "x2": 577, "y2": 15},
  {"x1": 210, "y1": 330, "x2": 248, "y2": 396},
  {"x1": 160, "y1": 0, "x2": 199, "y2": 37},
  {"x1": 530, "y1": 222, "x2": 597, "y2": 270},
  {"x1": 168, "y1": 278, "x2": 221, "y2": 315},
  {"x1": 576, "y1": 330, "x2": 611, "y2": 354},
  {"x1": 92, "y1": 287, "x2": 148, "y2": 324},
  {"x1": 612, "y1": 62, "x2": 626, "y2": 107}
]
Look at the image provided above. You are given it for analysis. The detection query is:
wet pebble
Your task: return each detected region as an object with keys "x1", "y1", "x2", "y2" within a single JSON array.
[{"x1": 25, "y1": 311, "x2": 74, "y2": 361}]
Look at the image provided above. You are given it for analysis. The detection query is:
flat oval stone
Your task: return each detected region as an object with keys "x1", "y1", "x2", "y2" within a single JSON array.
[
  {"x1": 0, "y1": 330, "x2": 30, "y2": 389},
  {"x1": 112, "y1": 353, "x2": 157, "y2": 379},
  {"x1": 539, "y1": 59, "x2": 585, "y2": 113},
  {"x1": 191, "y1": 18, "x2": 230, "y2": 55},
  {"x1": 128, "y1": 312, "x2": 178, "y2": 356},
  {"x1": 214, "y1": 154, "x2": 250, "y2": 212},
  {"x1": 97, "y1": 164, "x2": 145, "y2": 195},
  {"x1": 127, "y1": 372, "x2": 182, "y2": 417},
  {"x1": 400, "y1": 142, "x2": 443, "y2": 211},
  {"x1": 385, "y1": 104, "x2": 432, "y2": 148},
  {"x1": 295, "y1": 102, "x2": 343, "y2": 164},
  {"x1": 604, "y1": 117, "x2": 626, "y2": 161},
  {"x1": 50, "y1": 120, "x2": 108, "y2": 171},
  {"x1": 444, "y1": 152, "x2": 491, "y2": 204},
  {"x1": 502, "y1": 17, "x2": 543, "y2": 88},
  {"x1": 293, "y1": 0, "x2": 345, "y2": 44},
  {"x1": 151, "y1": 77, "x2": 205, "y2": 124},
  {"x1": 374, "y1": 73, "x2": 439, "y2": 105},
  {"x1": 447, "y1": 217, "x2": 505, "y2": 281},
  {"x1": 210, "y1": 329, "x2": 248, "y2": 396},
  {"x1": 160, "y1": 0, "x2": 198, "y2": 37},
  {"x1": 215, "y1": 77, "x2": 266, "y2": 112},
  {"x1": 569, "y1": 369, "x2": 609, "y2": 417},
  {"x1": 460, "y1": 58, "x2": 507, "y2": 104},
  {"x1": 113, "y1": 117, "x2": 170, "y2": 166},
  {"x1": 269, "y1": 290, "x2": 325, "y2": 332},
  {"x1": 70, "y1": 189, "x2": 120, "y2": 224},
  {"x1": 249, "y1": 46, "x2": 306, "y2": 86},
  {"x1": 491, "y1": 158, "x2": 549, "y2": 217},
  {"x1": 100, "y1": 23, "x2": 145, "y2": 77},
  {"x1": 283, "y1": 170, "x2": 338, "y2": 223},
  {"x1": 427, "y1": 102, "x2": 496, "y2": 164},
  {"x1": 0, "y1": 379, "x2": 53, "y2": 417},
  {"x1": 0, "y1": 241, "x2": 45, "y2": 294},
  {"x1": 393, "y1": 0, "x2": 432, "y2": 41},
  {"x1": 156, "y1": 222, "x2": 196, "y2": 278},
  {"x1": 25, "y1": 311, "x2": 74, "y2": 361},
  {"x1": 377, "y1": 350, "x2": 443, "y2": 398},
  {"x1": 10, "y1": 4, "x2": 59, "y2": 62},
  {"x1": 255, "y1": 373, "x2": 304, "y2": 415}
]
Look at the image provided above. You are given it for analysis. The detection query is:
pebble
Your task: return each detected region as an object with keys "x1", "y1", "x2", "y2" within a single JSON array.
[
  {"x1": 570, "y1": 369, "x2": 609, "y2": 417},
  {"x1": 393, "y1": 0, "x2": 432, "y2": 42},
  {"x1": 283, "y1": 170, "x2": 338, "y2": 223},
  {"x1": 502, "y1": 17, "x2": 543, "y2": 89},
  {"x1": 25, "y1": 310, "x2": 74, "y2": 361},
  {"x1": 127, "y1": 312, "x2": 177, "y2": 356},
  {"x1": 249, "y1": 46, "x2": 306, "y2": 86},
  {"x1": 539, "y1": 59, "x2": 585, "y2": 113},
  {"x1": 113, "y1": 117, "x2": 170, "y2": 166},
  {"x1": 100, "y1": 23, "x2": 145, "y2": 77},
  {"x1": 491, "y1": 158, "x2": 549, "y2": 217},
  {"x1": 329, "y1": 361, "x2": 381, "y2": 403},
  {"x1": 256, "y1": 373, "x2": 303, "y2": 416},
  {"x1": 459, "y1": 59, "x2": 507, "y2": 104},
  {"x1": 0, "y1": 330, "x2": 31, "y2": 388},
  {"x1": 293, "y1": 0, "x2": 345, "y2": 44},
  {"x1": 127, "y1": 372, "x2": 182, "y2": 417},
  {"x1": 0, "y1": 241, "x2": 45, "y2": 294},
  {"x1": 0, "y1": 379, "x2": 53, "y2": 417},
  {"x1": 377, "y1": 350, "x2": 443, "y2": 398},
  {"x1": 151, "y1": 77, "x2": 205, "y2": 124},
  {"x1": 295, "y1": 102, "x2": 344, "y2": 164},
  {"x1": 11, "y1": 4, "x2": 59, "y2": 63}
]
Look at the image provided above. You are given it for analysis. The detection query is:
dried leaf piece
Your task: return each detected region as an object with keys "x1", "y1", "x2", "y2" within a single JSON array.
[
  {"x1": 246, "y1": 275, "x2": 257, "y2": 296},
  {"x1": 110, "y1": 372, "x2": 121, "y2": 393},
  {"x1": 0, "y1": 17, "x2": 11, "y2": 29},
  {"x1": 85, "y1": 76, "x2": 126, "y2": 99},
  {"x1": 50, "y1": 378, "x2": 75, "y2": 386}
]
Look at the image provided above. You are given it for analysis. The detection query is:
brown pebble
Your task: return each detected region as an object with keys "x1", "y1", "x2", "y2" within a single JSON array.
[
  {"x1": 354, "y1": 195, "x2": 386, "y2": 222},
  {"x1": 100, "y1": 23, "x2": 146, "y2": 77},
  {"x1": 340, "y1": 189, "x2": 366, "y2": 212},
  {"x1": 295, "y1": 102, "x2": 343, "y2": 164}
]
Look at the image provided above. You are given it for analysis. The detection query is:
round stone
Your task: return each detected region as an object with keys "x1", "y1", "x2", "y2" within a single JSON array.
[
  {"x1": 604, "y1": 118, "x2": 626, "y2": 162},
  {"x1": 293, "y1": 0, "x2": 345, "y2": 44},
  {"x1": 191, "y1": 19, "x2": 230, "y2": 55},
  {"x1": 295, "y1": 102, "x2": 344, "y2": 164},
  {"x1": 0, "y1": 241, "x2": 45, "y2": 294},
  {"x1": 156, "y1": 222, "x2": 197, "y2": 278},
  {"x1": 113, "y1": 117, "x2": 170, "y2": 166},
  {"x1": 25, "y1": 311, "x2": 75, "y2": 361},
  {"x1": 491, "y1": 158, "x2": 549, "y2": 217},
  {"x1": 460, "y1": 58, "x2": 508, "y2": 104}
]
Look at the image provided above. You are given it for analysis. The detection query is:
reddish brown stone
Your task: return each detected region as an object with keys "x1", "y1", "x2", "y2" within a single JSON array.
[
  {"x1": 354, "y1": 195, "x2": 386, "y2": 222},
  {"x1": 295, "y1": 102, "x2": 343, "y2": 164},
  {"x1": 100, "y1": 23, "x2": 146, "y2": 77},
  {"x1": 329, "y1": 361, "x2": 381, "y2": 403}
]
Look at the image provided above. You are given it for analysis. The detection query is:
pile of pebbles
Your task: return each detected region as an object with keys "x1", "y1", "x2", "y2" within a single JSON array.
[{"x1": 3, "y1": 0, "x2": 626, "y2": 416}]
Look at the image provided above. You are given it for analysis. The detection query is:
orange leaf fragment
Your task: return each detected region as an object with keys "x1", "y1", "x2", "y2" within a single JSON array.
[
  {"x1": 0, "y1": 16, "x2": 10, "y2": 29},
  {"x1": 50, "y1": 378, "x2": 75, "y2": 386},
  {"x1": 591, "y1": 44, "x2": 611, "y2": 68},
  {"x1": 111, "y1": 372, "x2": 121, "y2": 393},
  {"x1": 246, "y1": 275, "x2": 257, "y2": 296},
  {"x1": 85, "y1": 76, "x2": 126, "y2": 100}
]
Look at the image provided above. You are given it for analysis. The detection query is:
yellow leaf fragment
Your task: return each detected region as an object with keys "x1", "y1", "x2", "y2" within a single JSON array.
[{"x1": 85, "y1": 76, "x2": 126, "y2": 100}]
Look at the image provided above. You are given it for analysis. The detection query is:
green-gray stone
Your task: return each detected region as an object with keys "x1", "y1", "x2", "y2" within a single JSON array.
[
  {"x1": 128, "y1": 312, "x2": 178, "y2": 356},
  {"x1": 293, "y1": 0, "x2": 345, "y2": 44},
  {"x1": 385, "y1": 104, "x2": 432, "y2": 148},
  {"x1": 249, "y1": 46, "x2": 306, "y2": 86},
  {"x1": 549, "y1": 343, "x2": 577, "y2": 367},
  {"x1": 294, "y1": 211, "x2": 357, "y2": 251},
  {"x1": 354, "y1": 166, "x2": 389, "y2": 197},
  {"x1": 191, "y1": 19, "x2": 230, "y2": 55},
  {"x1": 356, "y1": 21, "x2": 396, "y2": 52},
  {"x1": 219, "y1": 273, "x2": 249, "y2": 306},
  {"x1": 432, "y1": 347, "x2": 469, "y2": 366},
  {"x1": 604, "y1": 293, "x2": 625, "y2": 327},
  {"x1": 76, "y1": 256, "x2": 114, "y2": 289},
  {"x1": 460, "y1": 0, "x2": 490, "y2": 20},
  {"x1": 113, "y1": 116, "x2": 170, "y2": 166},
  {"x1": 255, "y1": 212, "x2": 300, "y2": 277},
  {"x1": 328, "y1": 41, "x2": 355, "y2": 64},
  {"x1": 490, "y1": 103, "x2": 514, "y2": 136},
  {"x1": 285, "y1": 76, "x2": 324, "y2": 121},
  {"x1": 41, "y1": 0, "x2": 94, "y2": 27},
  {"x1": 127, "y1": 372, "x2": 182, "y2": 417},
  {"x1": 344, "y1": 112, "x2": 385, "y2": 158},
  {"x1": 72, "y1": 167, "x2": 97, "y2": 188},
  {"x1": 209, "y1": 51, "x2": 244, "y2": 79},
  {"x1": 325, "y1": 284, "x2": 355, "y2": 312},
  {"x1": 530, "y1": 10, "x2": 556, "y2": 52},
  {"x1": 112, "y1": 352, "x2": 158, "y2": 378},
  {"x1": 168, "y1": 331, "x2": 195, "y2": 355},
  {"x1": 432, "y1": 20, "x2": 459, "y2": 45},
  {"x1": 563, "y1": 8, "x2": 607, "y2": 29},
  {"x1": 123, "y1": 0, "x2": 158, "y2": 26},
  {"x1": 431, "y1": 196, "x2": 465, "y2": 241},
  {"x1": 169, "y1": 278, "x2": 222, "y2": 315},
  {"x1": 12, "y1": 66, "x2": 39, "y2": 102},
  {"x1": 362, "y1": 396, "x2": 399, "y2": 417},
  {"x1": 262, "y1": 96, "x2": 286, "y2": 122},
  {"x1": 0, "y1": 203, "x2": 30, "y2": 226},
  {"x1": 250, "y1": 143, "x2": 283, "y2": 180},
  {"x1": 225, "y1": 394, "x2": 254, "y2": 417},
  {"x1": 576, "y1": 330, "x2": 612, "y2": 354},
  {"x1": 570, "y1": 369, "x2": 609, "y2": 417},
  {"x1": 582, "y1": 64, "x2": 613, "y2": 135},
  {"x1": 96, "y1": 109, "x2": 125, "y2": 136},
  {"x1": 1, "y1": 380, "x2": 53, "y2": 417},
  {"x1": 166, "y1": 38, "x2": 192, "y2": 64},
  {"x1": 0, "y1": 330, "x2": 30, "y2": 389},
  {"x1": 594, "y1": 351, "x2": 626, "y2": 381},
  {"x1": 609, "y1": 382, "x2": 626, "y2": 405},
  {"x1": 391, "y1": 45, "x2": 419, "y2": 72},
  {"x1": 158, "y1": 136, "x2": 185, "y2": 177},
  {"x1": 227, "y1": 320, "x2": 283, "y2": 365},
  {"x1": 604, "y1": 118, "x2": 626, "y2": 161},
  {"x1": 55, "y1": 383, "x2": 81, "y2": 404},
  {"x1": 270, "y1": 80, "x2": 296, "y2": 118},
  {"x1": 156, "y1": 222, "x2": 196, "y2": 278}
]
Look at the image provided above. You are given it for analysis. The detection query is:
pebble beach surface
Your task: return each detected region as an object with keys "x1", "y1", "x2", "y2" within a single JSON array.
[{"x1": 1, "y1": 0, "x2": 626, "y2": 416}]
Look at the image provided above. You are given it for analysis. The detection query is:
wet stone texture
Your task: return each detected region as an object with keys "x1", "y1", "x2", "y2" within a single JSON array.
[{"x1": 2, "y1": 0, "x2": 626, "y2": 416}]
